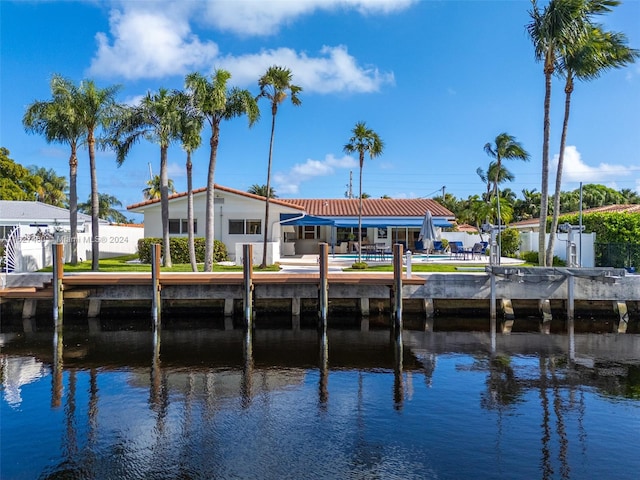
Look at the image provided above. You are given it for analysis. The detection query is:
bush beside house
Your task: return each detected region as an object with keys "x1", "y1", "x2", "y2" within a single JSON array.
[{"x1": 138, "y1": 238, "x2": 228, "y2": 264}]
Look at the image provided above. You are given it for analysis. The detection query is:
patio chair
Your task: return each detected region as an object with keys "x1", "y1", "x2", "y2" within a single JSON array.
[
  {"x1": 471, "y1": 243, "x2": 485, "y2": 260},
  {"x1": 449, "y1": 242, "x2": 465, "y2": 259},
  {"x1": 432, "y1": 241, "x2": 444, "y2": 253}
]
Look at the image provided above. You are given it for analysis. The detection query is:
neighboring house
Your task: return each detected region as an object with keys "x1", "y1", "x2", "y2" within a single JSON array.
[
  {"x1": 510, "y1": 204, "x2": 640, "y2": 232},
  {"x1": 127, "y1": 184, "x2": 455, "y2": 263},
  {"x1": 0, "y1": 200, "x2": 142, "y2": 272}
]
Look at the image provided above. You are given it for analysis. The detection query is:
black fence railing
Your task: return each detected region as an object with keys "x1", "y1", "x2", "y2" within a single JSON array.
[{"x1": 594, "y1": 242, "x2": 640, "y2": 271}]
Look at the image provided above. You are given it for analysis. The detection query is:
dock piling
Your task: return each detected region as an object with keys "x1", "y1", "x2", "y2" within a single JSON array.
[
  {"x1": 52, "y1": 243, "x2": 64, "y2": 325},
  {"x1": 243, "y1": 244, "x2": 254, "y2": 327},
  {"x1": 318, "y1": 243, "x2": 329, "y2": 327},
  {"x1": 151, "y1": 244, "x2": 161, "y2": 326},
  {"x1": 392, "y1": 243, "x2": 403, "y2": 330}
]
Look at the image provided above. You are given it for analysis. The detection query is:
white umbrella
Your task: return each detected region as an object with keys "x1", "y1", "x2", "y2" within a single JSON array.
[{"x1": 418, "y1": 210, "x2": 437, "y2": 253}]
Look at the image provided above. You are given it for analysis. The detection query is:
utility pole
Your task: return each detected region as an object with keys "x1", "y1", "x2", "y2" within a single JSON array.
[
  {"x1": 442, "y1": 185, "x2": 446, "y2": 200},
  {"x1": 345, "y1": 171, "x2": 354, "y2": 199}
]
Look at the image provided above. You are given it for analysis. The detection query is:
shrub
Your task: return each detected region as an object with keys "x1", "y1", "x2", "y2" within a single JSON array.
[
  {"x1": 520, "y1": 250, "x2": 566, "y2": 266},
  {"x1": 498, "y1": 228, "x2": 520, "y2": 257},
  {"x1": 137, "y1": 238, "x2": 228, "y2": 264},
  {"x1": 351, "y1": 261, "x2": 368, "y2": 269},
  {"x1": 440, "y1": 238, "x2": 449, "y2": 251}
]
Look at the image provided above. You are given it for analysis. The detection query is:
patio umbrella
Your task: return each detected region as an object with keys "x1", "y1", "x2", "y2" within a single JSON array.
[{"x1": 418, "y1": 210, "x2": 437, "y2": 253}]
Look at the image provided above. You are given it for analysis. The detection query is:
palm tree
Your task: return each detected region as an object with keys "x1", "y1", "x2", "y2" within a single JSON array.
[
  {"x1": 186, "y1": 70, "x2": 259, "y2": 272},
  {"x1": 112, "y1": 89, "x2": 183, "y2": 267},
  {"x1": 477, "y1": 162, "x2": 515, "y2": 202},
  {"x1": 483, "y1": 133, "x2": 529, "y2": 258},
  {"x1": 143, "y1": 174, "x2": 176, "y2": 200},
  {"x1": 546, "y1": 24, "x2": 638, "y2": 264},
  {"x1": 28, "y1": 166, "x2": 68, "y2": 207},
  {"x1": 23, "y1": 74, "x2": 85, "y2": 264},
  {"x1": 527, "y1": 0, "x2": 618, "y2": 265},
  {"x1": 248, "y1": 184, "x2": 277, "y2": 198},
  {"x1": 177, "y1": 93, "x2": 203, "y2": 272},
  {"x1": 79, "y1": 193, "x2": 127, "y2": 224},
  {"x1": 343, "y1": 121, "x2": 384, "y2": 263},
  {"x1": 256, "y1": 66, "x2": 302, "y2": 268}
]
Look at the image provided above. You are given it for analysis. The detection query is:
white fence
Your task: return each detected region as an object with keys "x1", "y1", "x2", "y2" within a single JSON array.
[
  {"x1": 439, "y1": 231, "x2": 595, "y2": 267},
  {"x1": 5, "y1": 225, "x2": 144, "y2": 273}
]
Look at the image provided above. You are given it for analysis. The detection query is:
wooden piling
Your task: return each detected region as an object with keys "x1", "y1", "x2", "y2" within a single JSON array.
[
  {"x1": 489, "y1": 268, "x2": 496, "y2": 341},
  {"x1": 151, "y1": 244, "x2": 161, "y2": 326},
  {"x1": 52, "y1": 243, "x2": 64, "y2": 325},
  {"x1": 392, "y1": 243, "x2": 403, "y2": 329},
  {"x1": 567, "y1": 274, "x2": 575, "y2": 333},
  {"x1": 318, "y1": 243, "x2": 329, "y2": 327},
  {"x1": 243, "y1": 244, "x2": 254, "y2": 327}
]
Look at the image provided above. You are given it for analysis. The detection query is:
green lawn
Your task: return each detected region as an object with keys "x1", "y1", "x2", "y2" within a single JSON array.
[{"x1": 40, "y1": 255, "x2": 281, "y2": 272}]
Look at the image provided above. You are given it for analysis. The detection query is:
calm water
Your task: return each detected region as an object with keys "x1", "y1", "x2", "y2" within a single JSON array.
[{"x1": 1, "y1": 324, "x2": 639, "y2": 480}]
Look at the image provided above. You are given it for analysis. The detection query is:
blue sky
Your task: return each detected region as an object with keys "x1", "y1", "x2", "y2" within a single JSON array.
[{"x1": 1, "y1": 0, "x2": 639, "y2": 221}]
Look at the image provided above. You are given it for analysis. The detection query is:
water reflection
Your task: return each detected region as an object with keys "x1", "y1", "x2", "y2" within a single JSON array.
[{"x1": 1, "y1": 328, "x2": 639, "y2": 480}]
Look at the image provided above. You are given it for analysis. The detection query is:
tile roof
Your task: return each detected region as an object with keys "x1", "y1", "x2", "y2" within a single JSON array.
[
  {"x1": 127, "y1": 185, "x2": 454, "y2": 218},
  {"x1": 511, "y1": 204, "x2": 640, "y2": 227},
  {"x1": 127, "y1": 185, "x2": 305, "y2": 211},
  {"x1": 278, "y1": 198, "x2": 454, "y2": 217}
]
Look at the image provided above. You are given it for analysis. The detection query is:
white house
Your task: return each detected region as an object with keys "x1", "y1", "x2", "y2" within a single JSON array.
[
  {"x1": 0, "y1": 200, "x2": 143, "y2": 272},
  {"x1": 127, "y1": 185, "x2": 455, "y2": 264}
]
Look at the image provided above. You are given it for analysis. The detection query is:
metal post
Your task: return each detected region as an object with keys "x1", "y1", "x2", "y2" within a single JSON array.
[
  {"x1": 243, "y1": 244, "x2": 254, "y2": 327},
  {"x1": 567, "y1": 273, "x2": 574, "y2": 336},
  {"x1": 393, "y1": 243, "x2": 403, "y2": 330},
  {"x1": 52, "y1": 243, "x2": 64, "y2": 325},
  {"x1": 318, "y1": 243, "x2": 329, "y2": 327},
  {"x1": 151, "y1": 244, "x2": 161, "y2": 326},
  {"x1": 406, "y1": 250, "x2": 412, "y2": 279}
]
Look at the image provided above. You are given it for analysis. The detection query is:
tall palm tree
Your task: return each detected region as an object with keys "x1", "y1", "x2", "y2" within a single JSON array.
[
  {"x1": 79, "y1": 193, "x2": 127, "y2": 224},
  {"x1": 177, "y1": 93, "x2": 203, "y2": 272},
  {"x1": 546, "y1": 25, "x2": 638, "y2": 264},
  {"x1": 256, "y1": 66, "x2": 302, "y2": 268},
  {"x1": 28, "y1": 166, "x2": 69, "y2": 207},
  {"x1": 248, "y1": 184, "x2": 277, "y2": 198},
  {"x1": 143, "y1": 174, "x2": 176, "y2": 200},
  {"x1": 112, "y1": 89, "x2": 183, "y2": 267},
  {"x1": 483, "y1": 133, "x2": 529, "y2": 258},
  {"x1": 343, "y1": 121, "x2": 384, "y2": 263},
  {"x1": 527, "y1": 0, "x2": 618, "y2": 265},
  {"x1": 186, "y1": 70, "x2": 259, "y2": 271},
  {"x1": 23, "y1": 74, "x2": 85, "y2": 264}
]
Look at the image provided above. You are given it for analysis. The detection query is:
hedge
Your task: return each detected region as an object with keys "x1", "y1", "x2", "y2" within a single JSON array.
[
  {"x1": 553, "y1": 212, "x2": 640, "y2": 244},
  {"x1": 137, "y1": 238, "x2": 228, "y2": 264}
]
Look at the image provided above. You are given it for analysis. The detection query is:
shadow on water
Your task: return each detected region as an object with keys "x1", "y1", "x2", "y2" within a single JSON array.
[{"x1": 1, "y1": 316, "x2": 639, "y2": 480}]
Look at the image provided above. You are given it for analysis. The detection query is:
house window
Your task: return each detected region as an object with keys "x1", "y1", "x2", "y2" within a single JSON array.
[
  {"x1": 298, "y1": 225, "x2": 319, "y2": 239},
  {"x1": 229, "y1": 219, "x2": 262, "y2": 235},
  {"x1": 169, "y1": 218, "x2": 197, "y2": 234}
]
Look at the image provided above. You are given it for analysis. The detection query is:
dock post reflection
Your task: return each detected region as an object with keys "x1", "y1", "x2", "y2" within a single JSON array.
[
  {"x1": 490, "y1": 271, "x2": 496, "y2": 354},
  {"x1": 241, "y1": 327, "x2": 254, "y2": 408},
  {"x1": 393, "y1": 329, "x2": 404, "y2": 410},
  {"x1": 52, "y1": 243, "x2": 64, "y2": 325},
  {"x1": 150, "y1": 325, "x2": 162, "y2": 410},
  {"x1": 318, "y1": 326, "x2": 329, "y2": 408},
  {"x1": 51, "y1": 326, "x2": 64, "y2": 408}
]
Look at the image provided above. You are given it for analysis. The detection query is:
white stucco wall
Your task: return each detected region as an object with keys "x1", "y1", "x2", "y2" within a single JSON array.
[{"x1": 131, "y1": 191, "x2": 303, "y2": 261}]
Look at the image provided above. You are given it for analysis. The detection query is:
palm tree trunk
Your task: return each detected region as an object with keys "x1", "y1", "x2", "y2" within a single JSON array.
[
  {"x1": 546, "y1": 77, "x2": 573, "y2": 266},
  {"x1": 538, "y1": 66, "x2": 553, "y2": 267},
  {"x1": 358, "y1": 154, "x2": 364, "y2": 263},
  {"x1": 69, "y1": 145, "x2": 78, "y2": 265},
  {"x1": 89, "y1": 132, "x2": 100, "y2": 271},
  {"x1": 160, "y1": 145, "x2": 172, "y2": 267},
  {"x1": 204, "y1": 126, "x2": 220, "y2": 272},
  {"x1": 261, "y1": 113, "x2": 277, "y2": 269},
  {"x1": 187, "y1": 151, "x2": 197, "y2": 272}
]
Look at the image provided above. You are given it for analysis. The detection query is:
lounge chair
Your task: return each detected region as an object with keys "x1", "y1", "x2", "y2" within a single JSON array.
[
  {"x1": 432, "y1": 241, "x2": 444, "y2": 253},
  {"x1": 449, "y1": 242, "x2": 465, "y2": 259}
]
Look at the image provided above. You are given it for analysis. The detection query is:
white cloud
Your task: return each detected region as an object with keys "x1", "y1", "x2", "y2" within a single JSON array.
[
  {"x1": 88, "y1": 9, "x2": 219, "y2": 79},
  {"x1": 87, "y1": 3, "x2": 396, "y2": 93},
  {"x1": 274, "y1": 154, "x2": 357, "y2": 194},
  {"x1": 555, "y1": 145, "x2": 640, "y2": 184},
  {"x1": 218, "y1": 46, "x2": 394, "y2": 93},
  {"x1": 202, "y1": 0, "x2": 416, "y2": 36}
]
